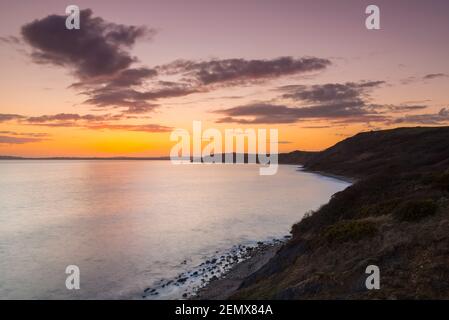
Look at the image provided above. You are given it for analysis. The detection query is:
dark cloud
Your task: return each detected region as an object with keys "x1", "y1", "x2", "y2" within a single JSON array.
[
  {"x1": 215, "y1": 101, "x2": 386, "y2": 124},
  {"x1": 158, "y1": 57, "x2": 331, "y2": 86},
  {"x1": 0, "y1": 114, "x2": 25, "y2": 122},
  {"x1": 108, "y1": 67, "x2": 157, "y2": 87},
  {"x1": 279, "y1": 81, "x2": 385, "y2": 102},
  {"x1": 70, "y1": 67, "x2": 158, "y2": 89},
  {"x1": 390, "y1": 108, "x2": 449, "y2": 125},
  {"x1": 19, "y1": 9, "x2": 168, "y2": 114},
  {"x1": 19, "y1": 11, "x2": 334, "y2": 115},
  {"x1": 21, "y1": 9, "x2": 154, "y2": 79},
  {"x1": 83, "y1": 84, "x2": 200, "y2": 114},
  {"x1": 423, "y1": 73, "x2": 447, "y2": 80},
  {"x1": 18, "y1": 9, "x2": 205, "y2": 115},
  {"x1": 215, "y1": 81, "x2": 389, "y2": 124}
]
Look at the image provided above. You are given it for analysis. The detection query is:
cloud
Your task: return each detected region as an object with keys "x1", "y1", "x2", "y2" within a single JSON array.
[
  {"x1": 21, "y1": 9, "x2": 154, "y2": 79},
  {"x1": 300, "y1": 125, "x2": 332, "y2": 129},
  {"x1": 0, "y1": 130, "x2": 50, "y2": 144},
  {"x1": 18, "y1": 9, "x2": 172, "y2": 114},
  {"x1": 279, "y1": 81, "x2": 385, "y2": 102},
  {"x1": 26, "y1": 113, "x2": 122, "y2": 123},
  {"x1": 215, "y1": 81, "x2": 389, "y2": 124},
  {"x1": 158, "y1": 56, "x2": 331, "y2": 86},
  {"x1": 70, "y1": 67, "x2": 158, "y2": 90},
  {"x1": 0, "y1": 114, "x2": 26, "y2": 122},
  {"x1": 18, "y1": 9, "x2": 208, "y2": 114},
  {"x1": 0, "y1": 35, "x2": 21, "y2": 45},
  {"x1": 0, "y1": 135, "x2": 46, "y2": 144},
  {"x1": 382, "y1": 104, "x2": 428, "y2": 113},
  {"x1": 19, "y1": 10, "x2": 335, "y2": 116},
  {"x1": 215, "y1": 101, "x2": 388, "y2": 124},
  {"x1": 401, "y1": 73, "x2": 448, "y2": 85},
  {"x1": 87, "y1": 123, "x2": 172, "y2": 132},
  {"x1": 0, "y1": 131, "x2": 50, "y2": 138},
  {"x1": 3, "y1": 112, "x2": 171, "y2": 133},
  {"x1": 82, "y1": 56, "x2": 328, "y2": 113},
  {"x1": 423, "y1": 73, "x2": 447, "y2": 80},
  {"x1": 390, "y1": 108, "x2": 449, "y2": 125},
  {"x1": 83, "y1": 83, "x2": 201, "y2": 114}
]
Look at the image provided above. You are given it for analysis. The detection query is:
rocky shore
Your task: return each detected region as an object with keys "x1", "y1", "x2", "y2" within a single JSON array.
[
  {"x1": 193, "y1": 241, "x2": 284, "y2": 299},
  {"x1": 142, "y1": 238, "x2": 287, "y2": 299}
]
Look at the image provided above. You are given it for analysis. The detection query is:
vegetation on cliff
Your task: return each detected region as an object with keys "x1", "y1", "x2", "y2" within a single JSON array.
[{"x1": 233, "y1": 127, "x2": 449, "y2": 299}]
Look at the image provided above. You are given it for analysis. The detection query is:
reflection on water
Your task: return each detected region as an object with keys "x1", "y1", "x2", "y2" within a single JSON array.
[{"x1": 0, "y1": 160, "x2": 349, "y2": 299}]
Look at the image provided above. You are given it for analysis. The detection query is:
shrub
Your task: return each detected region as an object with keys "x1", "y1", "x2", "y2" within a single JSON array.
[
  {"x1": 322, "y1": 220, "x2": 377, "y2": 243},
  {"x1": 393, "y1": 199, "x2": 438, "y2": 222}
]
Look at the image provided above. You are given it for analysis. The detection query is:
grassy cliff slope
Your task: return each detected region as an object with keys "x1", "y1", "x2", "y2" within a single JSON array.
[{"x1": 232, "y1": 127, "x2": 449, "y2": 299}]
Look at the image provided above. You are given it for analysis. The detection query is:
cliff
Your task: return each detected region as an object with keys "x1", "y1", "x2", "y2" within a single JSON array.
[{"x1": 231, "y1": 126, "x2": 449, "y2": 299}]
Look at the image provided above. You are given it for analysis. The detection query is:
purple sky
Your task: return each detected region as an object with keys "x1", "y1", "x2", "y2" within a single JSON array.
[{"x1": 0, "y1": 0, "x2": 448, "y2": 156}]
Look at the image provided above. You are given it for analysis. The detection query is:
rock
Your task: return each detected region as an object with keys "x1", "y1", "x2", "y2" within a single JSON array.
[{"x1": 177, "y1": 277, "x2": 188, "y2": 283}]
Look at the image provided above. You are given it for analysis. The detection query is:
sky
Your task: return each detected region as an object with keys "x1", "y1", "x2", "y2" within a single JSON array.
[{"x1": 0, "y1": 0, "x2": 448, "y2": 157}]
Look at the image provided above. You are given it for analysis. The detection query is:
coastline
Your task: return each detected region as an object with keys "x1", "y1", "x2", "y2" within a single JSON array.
[
  {"x1": 193, "y1": 242, "x2": 283, "y2": 300},
  {"x1": 296, "y1": 166, "x2": 357, "y2": 184},
  {"x1": 142, "y1": 238, "x2": 287, "y2": 300},
  {"x1": 192, "y1": 168, "x2": 354, "y2": 300}
]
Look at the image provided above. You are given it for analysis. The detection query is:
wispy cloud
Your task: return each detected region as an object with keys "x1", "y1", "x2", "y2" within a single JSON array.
[
  {"x1": 0, "y1": 131, "x2": 50, "y2": 138},
  {"x1": 0, "y1": 131, "x2": 49, "y2": 144},
  {"x1": 0, "y1": 35, "x2": 21, "y2": 45},
  {"x1": 0, "y1": 112, "x2": 170, "y2": 133},
  {"x1": 87, "y1": 123, "x2": 172, "y2": 132},
  {"x1": 0, "y1": 114, "x2": 26, "y2": 122},
  {"x1": 423, "y1": 73, "x2": 447, "y2": 80},
  {"x1": 389, "y1": 108, "x2": 449, "y2": 125}
]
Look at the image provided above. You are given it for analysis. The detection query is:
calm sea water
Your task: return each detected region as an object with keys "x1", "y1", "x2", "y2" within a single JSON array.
[{"x1": 0, "y1": 160, "x2": 349, "y2": 299}]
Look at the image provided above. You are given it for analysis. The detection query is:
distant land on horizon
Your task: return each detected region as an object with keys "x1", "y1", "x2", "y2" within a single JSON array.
[
  {"x1": 2, "y1": 126, "x2": 448, "y2": 164},
  {"x1": 0, "y1": 155, "x2": 171, "y2": 160}
]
